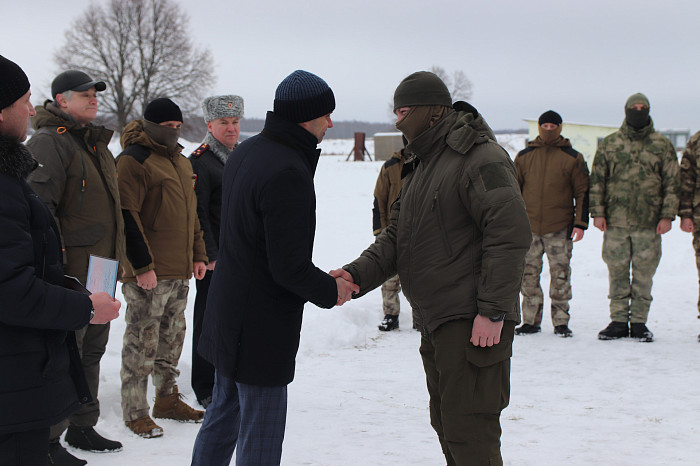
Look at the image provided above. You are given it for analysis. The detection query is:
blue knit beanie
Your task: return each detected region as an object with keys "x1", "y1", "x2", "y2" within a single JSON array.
[{"x1": 273, "y1": 70, "x2": 335, "y2": 123}]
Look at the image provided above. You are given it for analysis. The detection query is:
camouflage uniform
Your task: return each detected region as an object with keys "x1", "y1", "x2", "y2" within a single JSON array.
[
  {"x1": 121, "y1": 280, "x2": 188, "y2": 421},
  {"x1": 381, "y1": 275, "x2": 401, "y2": 316},
  {"x1": 679, "y1": 130, "x2": 700, "y2": 315},
  {"x1": 521, "y1": 229, "x2": 573, "y2": 326},
  {"x1": 590, "y1": 115, "x2": 679, "y2": 323}
]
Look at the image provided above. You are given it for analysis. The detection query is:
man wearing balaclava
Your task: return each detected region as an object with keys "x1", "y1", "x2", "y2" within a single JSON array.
[
  {"x1": 116, "y1": 98, "x2": 208, "y2": 438},
  {"x1": 590, "y1": 93, "x2": 679, "y2": 342},
  {"x1": 332, "y1": 71, "x2": 532, "y2": 465},
  {"x1": 514, "y1": 110, "x2": 590, "y2": 338}
]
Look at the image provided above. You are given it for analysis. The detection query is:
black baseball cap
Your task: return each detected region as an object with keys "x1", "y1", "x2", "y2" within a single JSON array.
[{"x1": 51, "y1": 70, "x2": 106, "y2": 99}]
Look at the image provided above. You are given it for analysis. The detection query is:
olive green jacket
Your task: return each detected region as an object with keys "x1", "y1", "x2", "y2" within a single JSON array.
[
  {"x1": 345, "y1": 103, "x2": 532, "y2": 333},
  {"x1": 26, "y1": 102, "x2": 125, "y2": 283},
  {"x1": 589, "y1": 119, "x2": 679, "y2": 229},
  {"x1": 679, "y1": 130, "x2": 700, "y2": 227},
  {"x1": 372, "y1": 150, "x2": 404, "y2": 235}
]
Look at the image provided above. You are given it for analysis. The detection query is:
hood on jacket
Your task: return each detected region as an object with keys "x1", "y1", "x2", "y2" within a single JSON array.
[
  {"x1": 31, "y1": 100, "x2": 113, "y2": 146},
  {"x1": 120, "y1": 119, "x2": 182, "y2": 157}
]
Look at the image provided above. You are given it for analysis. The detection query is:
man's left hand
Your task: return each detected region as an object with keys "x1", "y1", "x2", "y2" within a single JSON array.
[
  {"x1": 656, "y1": 218, "x2": 672, "y2": 235},
  {"x1": 470, "y1": 314, "x2": 503, "y2": 347},
  {"x1": 571, "y1": 227, "x2": 585, "y2": 242},
  {"x1": 193, "y1": 261, "x2": 207, "y2": 280}
]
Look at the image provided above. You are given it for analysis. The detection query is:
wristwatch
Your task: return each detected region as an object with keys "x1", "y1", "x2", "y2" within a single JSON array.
[
  {"x1": 89, "y1": 307, "x2": 95, "y2": 322},
  {"x1": 488, "y1": 313, "x2": 506, "y2": 322}
]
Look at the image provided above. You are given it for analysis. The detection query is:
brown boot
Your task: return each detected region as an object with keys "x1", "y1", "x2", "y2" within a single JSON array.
[
  {"x1": 152, "y1": 386, "x2": 205, "y2": 423},
  {"x1": 125, "y1": 415, "x2": 164, "y2": 438}
]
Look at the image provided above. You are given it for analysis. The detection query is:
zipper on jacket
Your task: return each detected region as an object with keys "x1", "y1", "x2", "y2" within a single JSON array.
[
  {"x1": 431, "y1": 190, "x2": 453, "y2": 257},
  {"x1": 77, "y1": 152, "x2": 86, "y2": 214}
]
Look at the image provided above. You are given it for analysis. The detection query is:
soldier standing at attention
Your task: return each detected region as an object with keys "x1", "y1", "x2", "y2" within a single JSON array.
[
  {"x1": 678, "y1": 129, "x2": 700, "y2": 341},
  {"x1": 590, "y1": 93, "x2": 679, "y2": 342},
  {"x1": 372, "y1": 149, "x2": 405, "y2": 331},
  {"x1": 514, "y1": 110, "x2": 589, "y2": 338},
  {"x1": 189, "y1": 94, "x2": 244, "y2": 408}
]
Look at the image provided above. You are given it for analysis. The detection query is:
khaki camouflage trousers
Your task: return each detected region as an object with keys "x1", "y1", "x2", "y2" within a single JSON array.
[
  {"x1": 521, "y1": 229, "x2": 573, "y2": 327},
  {"x1": 602, "y1": 227, "x2": 661, "y2": 323},
  {"x1": 381, "y1": 275, "x2": 401, "y2": 316},
  {"x1": 692, "y1": 232, "x2": 700, "y2": 316},
  {"x1": 121, "y1": 279, "x2": 189, "y2": 421}
]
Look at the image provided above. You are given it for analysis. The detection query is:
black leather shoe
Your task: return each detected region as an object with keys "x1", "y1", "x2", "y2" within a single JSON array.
[
  {"x1": 48, "y1": 440, "x2": 87, "y2": 465},
  {"x1": 554, "y1": 325, "x2": 573, "y2": 338},
  {"x1": 65, "y1": 426, "x2": 123, "y2": 452},
  {"x1": 378, "y1": 314, "x2": 399, "y2": 331}
]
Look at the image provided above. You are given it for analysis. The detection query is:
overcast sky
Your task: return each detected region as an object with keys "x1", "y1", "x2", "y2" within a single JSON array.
[{"x1": 5, "y1": 0, "x2": 700, "y2": 131}]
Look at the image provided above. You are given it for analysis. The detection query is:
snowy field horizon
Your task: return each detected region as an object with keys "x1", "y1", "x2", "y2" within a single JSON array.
[{"x1": 70, "y1": 136, "x2": 700, "y2": 465}]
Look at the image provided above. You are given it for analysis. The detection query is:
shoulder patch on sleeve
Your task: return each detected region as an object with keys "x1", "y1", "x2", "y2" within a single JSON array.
[
  {"x1": 479, "y1": 162, "x2": 512, "y2": 191},
  {"x1": 190, "y1": 143, "x2": 209, "y2": 158},
  {"x1": 118, "y1": 144, "x2": 151, "y2": 164}
]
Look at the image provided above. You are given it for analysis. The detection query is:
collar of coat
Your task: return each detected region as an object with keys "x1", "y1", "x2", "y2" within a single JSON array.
[
  {"x1": 620, "y1": 117, "x2": 655, "y2": 141},
  {"x1": 0, "y1": 134, "x2": 39, "y2": 180},
  {"x1": 402, "y1": 101, "x2": 497, "y2": 175},
  {"x1": 528, "y1": 135, "x2": 572, "y2": 148},
  {"x1": 261, "y1": 111, "x2": 322, "y2": 175},
  {"x1": 202, "y1": 131, "x2": 234, "y2": 164}
]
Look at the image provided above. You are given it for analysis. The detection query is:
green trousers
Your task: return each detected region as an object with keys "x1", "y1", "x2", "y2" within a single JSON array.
[{"x1": 420, "y1": 319, "x2": 514, "y2": 466}]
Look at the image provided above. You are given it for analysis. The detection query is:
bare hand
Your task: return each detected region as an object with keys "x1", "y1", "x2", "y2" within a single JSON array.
[
  {"x1": 571, "y1": 227, "x2": 585, "y2": 242},
  {"x1": 335, "y1": 277, "x2": 360, "y2": 306},
  {"x1": 681, "y1": 217, "x2": 695, "y2": 233},
  {"x1": 593, "y1": 217, "x2": 607, "y2": 232},
  {"x1": 656, "y1": 218, "x2": 672, "y2": 235},
  {"x1": 193, "y1": 261, "x2": 207, "y2": 280},
  {"x1": 136, "y1": 269, "x2": 157, "y2": 290},
  {"x1": 205, "y1": 260, "x2": 216, "y2": 271},
  {"x1": 89, "y1": 292, "x2": 121, "y2": 324},
  {"x1": 470, "y1": 314, "x2": 503, "y2": 347},
  {"x1": 329, "y1": 268, "x2": 353, "y2": 282}
]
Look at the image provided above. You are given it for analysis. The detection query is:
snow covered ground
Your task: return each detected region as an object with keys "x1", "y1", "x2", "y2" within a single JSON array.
[{"x1": 76, "y1": 137, "x2": 700, "y2": 465}]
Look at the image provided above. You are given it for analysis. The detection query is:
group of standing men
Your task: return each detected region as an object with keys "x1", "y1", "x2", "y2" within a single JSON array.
[
  {"x1": 0, "y1": 53, "x2": 252, "y2": 466},
  {"x1": 4, "y1": 48, "x2": 700, "y2": 466},
  {"x1": 511, "y1": 93, "x2": 700, "y2": 344}
]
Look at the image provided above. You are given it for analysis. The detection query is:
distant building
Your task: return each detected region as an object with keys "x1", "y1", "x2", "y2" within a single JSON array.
[
  {"x1": 525, "y1": 120, "x2": 689, "y2": 164},
  {"x1": 373, "y1": 132, "x2": 404, "y2": 161}
]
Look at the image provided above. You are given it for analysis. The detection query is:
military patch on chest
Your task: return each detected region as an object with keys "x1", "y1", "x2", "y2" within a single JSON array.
[
  {"x1": 479, "y1": 162, "x2": 512, "y2": 191},
  {"x1": 192, "y1": 173, "x2": 198, "y2": 189}
]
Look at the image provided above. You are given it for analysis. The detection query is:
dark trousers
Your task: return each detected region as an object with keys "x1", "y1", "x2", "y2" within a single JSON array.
[
  {"x1": 419, "y1": 319, "x2": 514, "y2": 466},
  {"x1": 191, "y1": 372, "x2": 287, "y2": 466},
  {"x1": 0, "y1": 428, "x2": 50, "y2": 466},
  {"x1": 192, "y1": 270, "x2": 216, "y2": 402},
  {"x1": 50, "y1": 322, "x2": 110, "y2": 441}
]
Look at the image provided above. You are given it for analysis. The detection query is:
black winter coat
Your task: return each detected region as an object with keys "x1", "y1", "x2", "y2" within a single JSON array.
[
  {"x1": 0, "y1": 135, "x2": 92, "y2": 435},
  {"x1": 189, "y1": 137, "x2": 227, "y2": 262},
  {"x1": 198, "y1": 112, "x2": 337, "y2": 386}
]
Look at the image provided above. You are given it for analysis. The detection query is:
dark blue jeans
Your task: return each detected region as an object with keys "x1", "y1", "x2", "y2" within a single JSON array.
[{"x1": 191, "y1": 372, "x2": 287, "y2": 466}]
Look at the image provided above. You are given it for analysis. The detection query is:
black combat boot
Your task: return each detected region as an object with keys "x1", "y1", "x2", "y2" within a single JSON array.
[
  {"x1": 554, "y1": 325, "x2": 573, "y2": 338},
  {"x1": 630, "y1": 323, "x2": 654, "y2": 342},
  {"x1": 597, "y1": 321, "x2": 629, "y2": 340},
  {"x1": 515, "y1": 323, "x2": 541, "y2": 335},
  {"x1": 378, "y1": 314, "x2": 399, "y2": 331}
]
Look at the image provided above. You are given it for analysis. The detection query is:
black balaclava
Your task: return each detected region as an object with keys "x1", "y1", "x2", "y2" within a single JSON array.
[{"x1": 624, "y1": 93, "x2": 650, "y2": 130}]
